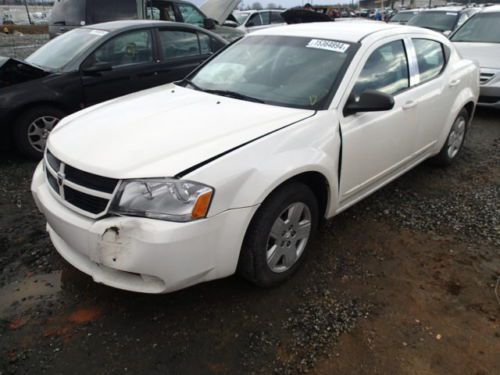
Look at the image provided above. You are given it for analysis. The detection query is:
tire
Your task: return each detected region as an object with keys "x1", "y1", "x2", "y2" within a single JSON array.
[
  {"x1": 13, "y1": 106, "x2": 65, "y2": 159},
  {"x1": 238, "y1": 182, "x2": 319, "y2": 287},
  {"x1": 430, "y1": 108, "x2": 469, "y2": 167}
]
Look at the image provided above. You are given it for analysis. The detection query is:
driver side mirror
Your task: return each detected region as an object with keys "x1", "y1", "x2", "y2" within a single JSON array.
[
  {"x1": 203, "y1": 18, "x2": 216, "y2": 30},
  {"x1": 82, "y1": 62, "x2": 112, "y2": 75},
  {"x1": 344, "y1": 90, "x2": 395, "y2": 116}
]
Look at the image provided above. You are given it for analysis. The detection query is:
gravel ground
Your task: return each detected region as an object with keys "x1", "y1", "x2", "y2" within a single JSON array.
[{"x1": 0, "y1": 108, "x2": 499, "y2": 375}]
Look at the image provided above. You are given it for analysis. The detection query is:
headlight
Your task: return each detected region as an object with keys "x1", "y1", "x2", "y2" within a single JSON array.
[{"x1": 110, "y1": 178, "x2": 214, "y2": 222}]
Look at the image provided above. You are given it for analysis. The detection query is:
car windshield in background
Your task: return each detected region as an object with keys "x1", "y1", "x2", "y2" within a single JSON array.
[
  {"x1": 234, "y1": 12, "x2": 250, "y2": 24},
  {"x1": 390, "y1": 12, "x2": 417, "y2": 23},
  {"x1": 186, "y1": 36, "x2": 353, "y2": 109},
  {"x1": 451, "y1": 13, "x2": 500, "y2": 43},
  {"x1": 408, "y1": 11, "x2": 458, "y2": 31},
  {"x1": 26, "y1": 28, "x2": 106, "y2": 70}
]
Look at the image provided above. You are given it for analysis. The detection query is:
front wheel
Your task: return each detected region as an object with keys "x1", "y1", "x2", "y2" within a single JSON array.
[
  {"x1": 13, "y1": 106, "x2": 65, "y2": 159},
  {"x1": 238, "y1": 182, "x2": 319, "y2": 287},
  {"x1": 430, "y1": 108, "x2": 469, "y2": 167}
]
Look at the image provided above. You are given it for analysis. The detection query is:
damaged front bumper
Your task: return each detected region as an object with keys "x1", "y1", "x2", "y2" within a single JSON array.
[{"x1": 31, "y1": 162, "x2": 258, "y2": 294}]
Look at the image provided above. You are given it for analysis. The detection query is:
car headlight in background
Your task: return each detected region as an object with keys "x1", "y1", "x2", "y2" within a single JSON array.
[{"x1": 110, "y1": 178, "x2": 214, "y2": 222}]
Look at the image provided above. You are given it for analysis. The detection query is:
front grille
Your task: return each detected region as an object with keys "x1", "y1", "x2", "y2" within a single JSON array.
[
  {"x1": 479, "y1": 72, "x2": 494, "y2": 84},
  {"x1": 64, "y1": 186, "x2": 110, "y2": 214},
  {"x1": 44, "y1": 150, "x2": 119, "y2": 218},
  {"x1": 478, "y1": 95, "x2": 500, "y2": 104}
]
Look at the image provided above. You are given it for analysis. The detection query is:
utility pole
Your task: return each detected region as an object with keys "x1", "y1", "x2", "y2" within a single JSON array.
[{"x1": 23, "y1": 0, "x2": 32, "y2": 25}]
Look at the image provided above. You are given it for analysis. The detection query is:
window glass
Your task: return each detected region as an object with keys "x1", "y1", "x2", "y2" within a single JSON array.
[
  {"x1": 260, "y1": 11, "x2": 270, "y2": 25},
  {"x1": 147, "y1": 3, "x2": 175, "y2": 21},
  {"x1": 199, "y1": 33, "x2": 211, "y2": 54},
  {"x1": 178, "y1": 3, "x2": 205, "y2": 27},
  {"x1": 159, "y1": 30, "x2": 200, "y2": 59},
  {"x1": 88, "y1": 0, "x2": 138, "y2": 23},
  {"x1": 413, "y1": 39, "x2": 444, "y2": 83},
  {"x1": 87, "y1": 30, "x2": 153, "y2": 68},
  {"x1": 457, "y1": 13, "x2": 469, "y2": 28},
  {"x1": 247, "y1": 13, "x2": 262, "y2": 27},
  {"x1": 270, "y1": 11, "x2": 284, "y2": 24},
  {"x1": 407, "y1": 11, "x2": 458, "y2": 32},
  {"x1": 352, "y1": 40, "x2": 408, "y2": 99},
  {"x1": 451, "y1": 13, "x2": 500, "y2": 43}
]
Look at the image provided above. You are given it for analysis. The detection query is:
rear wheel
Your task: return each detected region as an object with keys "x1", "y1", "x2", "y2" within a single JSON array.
[
  {"x1": 13, "y1": 106, "x2": 65, "y2": 159},
  {"x1": 238, "y1": 182, "x2": 319, "y2": 287},
  {"x1": 431, "y1": 108, "x2": 468, "y2": 167}
]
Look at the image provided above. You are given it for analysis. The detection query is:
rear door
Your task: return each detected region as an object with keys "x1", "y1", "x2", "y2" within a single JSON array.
[
  {"x1": 154, "y1": 27, "x2": 215, "y2": 83},
  {"x1": 80, "y1": 28, "x2": 158, "y2": 106},
  {"x1": 338, "y1": 38, "x2": 419, "y2": 207}
]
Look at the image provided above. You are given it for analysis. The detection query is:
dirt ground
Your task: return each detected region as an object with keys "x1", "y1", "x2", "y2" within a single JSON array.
[{"x1": 0, "y1": 108, "x2": 499, "y2": 375}]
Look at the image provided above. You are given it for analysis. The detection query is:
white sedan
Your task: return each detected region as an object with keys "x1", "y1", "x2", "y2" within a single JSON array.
[{"x1": 32, "y1": 22, "x2": 479, "y2": 294}]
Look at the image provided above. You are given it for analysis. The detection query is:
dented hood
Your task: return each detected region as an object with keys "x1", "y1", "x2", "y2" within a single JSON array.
[
  {"x1": 48, "y1": 84, "x2": 314, "y2": 179},
  {"x1": 200, "y1": 0, "x2": 241, "y2": 24},
  {"x1": 0, "y1": 56, "x2": 50, "y2": 89}
]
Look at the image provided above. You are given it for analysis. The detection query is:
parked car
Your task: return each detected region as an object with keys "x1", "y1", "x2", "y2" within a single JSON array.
[
  {"x1": 49, "y1": 0, "x2": 243, "y2": 42},
  {"x1": 32, "y1": 22, "x2": 478, "y2": 294},
  {"x1": 407, "y1": 6, "x2": 481, "y2": 36},
  {"x1": 388, "y1": 9, "x2": 420, "y2": 24},
  {"x1": 0, "y1": 20, "x2": 227, "y2": 158},
  {"x1": 230, "y1": 10, "x2": 285, "y2": 33},
  {"x1": 451, "y1": 5, "x2": 500, "y2": 108}
]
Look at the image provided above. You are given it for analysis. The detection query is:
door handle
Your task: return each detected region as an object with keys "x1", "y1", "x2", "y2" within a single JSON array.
[
  {"x1": 449, "y1": 79, "x2": 461, "y2": 87},
  {"x1": 402, "y1": 100, "x2": 417, "y2": 110}
]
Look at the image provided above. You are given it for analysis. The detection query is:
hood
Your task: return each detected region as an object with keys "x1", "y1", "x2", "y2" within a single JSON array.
[
  {"x1": 0, "y1": 56, "x2": 50, "y2": 89},
  {"x1": 453, "y1": 42, "x2": 500, "y2": 69},
  {"x1": 213, "y1": 24, "x2": 244, "y2": 42},
  {"x1": 281, "y1": 9, "x2": 332, "y2": 24},
  {"x1": 48, "y1": 84, "x2": 314, "y2": 179},
  {"x1": 200, "y1": 0, "x2": 241, "y2": 25}
]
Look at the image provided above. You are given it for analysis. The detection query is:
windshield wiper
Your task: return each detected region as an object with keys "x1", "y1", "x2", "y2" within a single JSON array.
[
  {"x1": 203, "y1": 89, "x2": 266, "y2": 104},
  {"x1": 180, "y1": 78, "x2": 204, "y2": 91}
]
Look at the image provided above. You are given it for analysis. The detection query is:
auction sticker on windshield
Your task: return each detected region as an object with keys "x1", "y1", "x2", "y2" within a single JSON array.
[
  {"x1": 90, "y1": 30, "x2": 109, "y2": 36},
  {"x1": 306, "y1": 39, "x2": 350, "y2": 53}
]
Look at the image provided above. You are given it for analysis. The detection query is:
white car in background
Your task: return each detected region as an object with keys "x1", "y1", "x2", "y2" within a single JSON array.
[
  {"x1": 32, "y1": 22, "x2": 479, "y2": 294},
  {"x1": 231, "y1": 9, "x2": 285, "y2": 32},
  {"x1": 451, "y1": 5, "x2": 500, "y2": 109}
]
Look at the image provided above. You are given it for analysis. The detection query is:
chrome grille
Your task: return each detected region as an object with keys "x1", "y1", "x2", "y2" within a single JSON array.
[
  {"x1": 479, "y1": 72, "x2": 494, "y2": 84},
  {"x1": 45, "y1": 150, "x2": 119, "y2": 218}
]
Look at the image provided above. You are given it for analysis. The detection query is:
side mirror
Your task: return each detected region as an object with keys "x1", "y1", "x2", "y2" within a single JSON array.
[
  {"x1": 203, "y1": 18, "x2": 216, "y2": 30},
  {"x1": 82, "y1": 62, "x2": 112, "y2": 75},
  {"x1": 344, "y1": 90, "x2": 394, "y2": 116}
]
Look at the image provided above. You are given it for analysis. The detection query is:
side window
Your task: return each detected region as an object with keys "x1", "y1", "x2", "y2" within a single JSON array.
[
  {"x1": 177, "y1": 3, "x2": 205, "y2": 27},
  {"x1": 270, "y1": 12, "x2": 284, "y2": 24},
  {"x1": 86, "y1": 30, "x2": 153, "y2": 69},
  {"x1": 159, "y1": 30, "x2": 200, "y2": 60},
  {"x1": 199, "y1": 33, "x2": 211, "y2": 55},
  {"x1": 413, "y1": 39, "x2": 445, "y2": 83},
  {"x1": 148, "y1": 3, "x2": 175, "y2": 21},
  {"x1": 352, "y1": 40, "x2": 409, "y2": 99},
  {"x1": 247, "y1": 13, "x2": 262, "y2": 27},
  {"x1": 260, "y1": 11, "x2": 270, "y2": 25}
]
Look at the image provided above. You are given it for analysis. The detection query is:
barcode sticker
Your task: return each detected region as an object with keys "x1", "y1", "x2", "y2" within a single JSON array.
[{"x1": 306, "y1": 39, "x2": 350, "y2": 53}]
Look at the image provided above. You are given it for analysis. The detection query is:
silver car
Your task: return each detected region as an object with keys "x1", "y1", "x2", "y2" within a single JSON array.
[{"x1": 451, "y1": 5, "x2": 500, "y2": 109}]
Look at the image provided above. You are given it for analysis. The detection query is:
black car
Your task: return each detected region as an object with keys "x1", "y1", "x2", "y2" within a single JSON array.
[
  {"x1": 407, "y1": 6, "x2": 481, "y2": 36},
  {"x1": 0, "y1": 20, "x2": 227, "y2": 158}
]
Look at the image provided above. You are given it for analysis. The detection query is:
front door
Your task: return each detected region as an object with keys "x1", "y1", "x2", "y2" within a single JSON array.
[
  {"x1": 338, "y1": 39, "x2": 419, "y2": 207},
  {"x1": 80, "y1": 29, "x2": 157, "y2": 107}
]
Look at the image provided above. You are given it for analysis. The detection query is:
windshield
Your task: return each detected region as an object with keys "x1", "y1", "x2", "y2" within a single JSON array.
[
  {"x1": 26, "y1": 28, "x2": 106, "y2": 70},
  {"x1": 185, "y1": 36, "x2": 353, "y2": 110},
  {"x1": 408, "y1": 11, "x2": 458, "y2": 31},
  {"x1": 451, "y1": 13, "x2": 500, "y2": 43},
  {"x1": 390, "y1": 12, "x2": 417, "y2": 23},
  {"x1": 234, "y1": 12, "x2": 250, "y2": 24}
]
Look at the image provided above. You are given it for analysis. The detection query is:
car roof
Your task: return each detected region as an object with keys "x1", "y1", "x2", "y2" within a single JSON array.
[
  {"x1": 421, "y1": 6, "x2": 465, "y2": 12},
  {"x1": 483, "y1": 4, "x2": 500, "y2": 13},
  {"x1": 251, "y1": 21, "x2": 433, "y2": 43},
  {"x1": 82, "y1": 20, "x2": 200, "y2": 32}
]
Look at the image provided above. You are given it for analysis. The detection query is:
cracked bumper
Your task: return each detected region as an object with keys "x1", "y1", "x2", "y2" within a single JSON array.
[{"x1": 31, "y1": 163, "x2": 258, "y2": 293}]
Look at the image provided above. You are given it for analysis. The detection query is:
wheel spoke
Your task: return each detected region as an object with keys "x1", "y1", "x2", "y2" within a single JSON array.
[
  {"x1": 287, "y1": 203, "x2": 305, "y2": 226},
  {"x1": 28, "y1": 126, "x2": 42, "y2": 136},
  {"x1": 295, "y1": 220, "x2": 311, "y2": 240},
  {"x1": 283, "y1": 249, "x2": 297, "y2": 268},
  {"x1": 267, "y1": 244, "x2": 283, "y2": 269}
]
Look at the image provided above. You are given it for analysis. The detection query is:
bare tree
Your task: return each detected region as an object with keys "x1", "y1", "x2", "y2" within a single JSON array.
[{"x1": 251, "y1": 2, "x2": 263, "y2": 10}]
